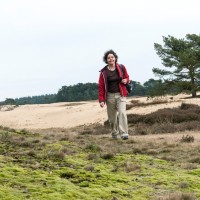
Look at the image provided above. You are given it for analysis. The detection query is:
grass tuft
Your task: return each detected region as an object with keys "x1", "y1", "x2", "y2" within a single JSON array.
[
  {"x1": 100, "y1": 152, "x2": 115, "y2": 159},
  {"x1": 122, "y1": 161, "x2": 140, "y2": 173},
  {"x1": 85, "y1": 143, "x2": 101, "y2": 152},
  {"x1": 157, "y1": 192, "x2": 196, "y2": 200},
  {"x1": 180, "y1": 135, "x2": 194, "y2": 143}
]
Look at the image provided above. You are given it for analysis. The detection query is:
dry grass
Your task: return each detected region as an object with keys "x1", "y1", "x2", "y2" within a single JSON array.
[
  {"x1": 57, "y1": 126, "x2": 200, "y2": 166},
  {"x1": 56, "y1": 127, "x2": 200, "y2": 168},
  {"x1": 60, "y1": 102, "x2": 86, "y2": 107},
  {"x1": 126, "y1": 98, "x2": 175, "y2": 110},
  {"x1": 128, "y1": 103, "x2": 200, "y2": 124},
  {"x1": 127, "y1": 103, "x2": 200, "y2": 134},
  {"x1": 122, "y1": 161, "x2": 141, "y2": 172},
  {"x1": 103, "y1": 103, "x2": 200, "y2": 135},
  {"x1": 157, "y1": 192, "x2": 196, "y2": 200},
  {"x1": 180, "y1": 135, "x2": 194, "y2": 143},
  {"x1": 29, "y1": 106, "x2": 200, "y2": 166}
]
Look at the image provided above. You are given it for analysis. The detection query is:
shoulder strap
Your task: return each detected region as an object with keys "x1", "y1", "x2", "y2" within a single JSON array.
[{"x1": 119, "y1": 64, "x2": 124, "y2": 77}]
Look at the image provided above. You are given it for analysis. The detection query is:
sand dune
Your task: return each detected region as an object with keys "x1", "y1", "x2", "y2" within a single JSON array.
[{"x1": 0, "y1": 94, "x2": 199, "y2": 130}]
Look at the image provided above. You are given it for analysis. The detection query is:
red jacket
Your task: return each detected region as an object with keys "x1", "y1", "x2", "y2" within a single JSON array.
[{"x1": 98, "y1": 63, "x2": 130, "y2": 103}]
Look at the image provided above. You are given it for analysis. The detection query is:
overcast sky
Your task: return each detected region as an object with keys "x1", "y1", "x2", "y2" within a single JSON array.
[{"x1": 0, "y1": 0, "x2": 200, "y2": 101}]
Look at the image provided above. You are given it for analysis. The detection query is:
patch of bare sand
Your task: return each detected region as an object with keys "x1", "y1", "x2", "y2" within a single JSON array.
[
  {"x1": 0, "y1": 101, "x2": 107, "y2": 130},
  {"x1": 0, "y1": 93, "x2": 199, "y2": 130}
]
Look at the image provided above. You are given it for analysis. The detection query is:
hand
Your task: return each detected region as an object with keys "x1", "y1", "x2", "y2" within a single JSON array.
[
  {"x1": 121, "y1": 79, "x2": 127, "y2": 84},
  {"x1": 100, "y1": 102, "x2": 105, "y2": 108}
]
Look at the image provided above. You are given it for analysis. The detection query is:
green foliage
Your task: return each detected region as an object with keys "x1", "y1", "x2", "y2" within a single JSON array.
[
  {"x1": 0, "y1": 131, "x2": 10, "y2": 141},
  {"x1": 0, "y1": 98, "x2": 16, "y2": 105},
  {"x1": 143, "y1": 79, "x2": 167, "y2": 97},
  {"x1": 56, "y1": 82, "x2": 98, "y2": 102},
  {"x1": 14, "y1": 94, "x2": 57, "y2": 105},
  {"x1": 129, "y1": 81, "x2": 146, "y2": 96},
  {"x1": 153, "y1": 34, "x2": 200, "y2": 97}
]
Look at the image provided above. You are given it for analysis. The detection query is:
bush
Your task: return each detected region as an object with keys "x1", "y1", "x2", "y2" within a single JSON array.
[
  {"x1": 1, "y1": 131, "x2": 10, "y2": 141},
  {"x1": 180, "y1": 135, "x2": 194, "y2": 143},
  {"x1": 128, "y1": 103, "x2": 200, "y2": 125},
  {"x1": 126, "y1": 103, "x2": 200, "y2": 134},
  {"x1": 85, "y1": 143, "x2": 101, "y2": 152},
  {"x1": 101, "y1": 152, "x2": 115, "y2": 159}
]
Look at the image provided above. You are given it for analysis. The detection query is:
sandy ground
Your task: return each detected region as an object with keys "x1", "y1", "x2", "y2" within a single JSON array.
[{"x1": 0, "y1": 94, "x2": 200, "y2": 130}]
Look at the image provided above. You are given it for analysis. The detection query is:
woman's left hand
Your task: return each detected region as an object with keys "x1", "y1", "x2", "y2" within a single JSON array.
[{"x1": 121, "y1": 79, "x2": 127, "y2": 84}]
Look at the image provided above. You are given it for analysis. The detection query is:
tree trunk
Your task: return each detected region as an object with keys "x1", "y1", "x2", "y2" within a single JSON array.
[
  {"x1": 192, "y1": 90, "x2": 196, "y2": 98},
  {"x1": 191, "y1": 76, "x2": 196, "y2": 98}
]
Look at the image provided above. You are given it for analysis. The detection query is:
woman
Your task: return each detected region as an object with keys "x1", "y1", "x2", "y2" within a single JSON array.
[{"x1": 98, "y1": 49, "x2": 130, "y2": 139}]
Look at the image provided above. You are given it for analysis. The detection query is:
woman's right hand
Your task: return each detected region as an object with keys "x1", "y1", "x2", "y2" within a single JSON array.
[
  {"x1": 121, "y1": 78, "x2": 127, "y2": 84},
  {"x1": 100, "y1": 102, "x2": 105, "y2": 108}
]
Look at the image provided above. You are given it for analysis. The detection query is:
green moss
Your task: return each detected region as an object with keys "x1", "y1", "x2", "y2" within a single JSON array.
[{"x1": 0, "y1": 128, "x2": 200, "y2": 199}]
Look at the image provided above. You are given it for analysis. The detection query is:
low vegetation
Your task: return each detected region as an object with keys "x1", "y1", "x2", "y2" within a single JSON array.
[
  {"x1": 126, "y1": 98, "x2": 170, "y2": 110},
  {"x1": 1, "y1": 103, "x2": 200, "y2": 199},
  {"x1": 126, "y1": 103, "x2": 200, "y2": 135}
]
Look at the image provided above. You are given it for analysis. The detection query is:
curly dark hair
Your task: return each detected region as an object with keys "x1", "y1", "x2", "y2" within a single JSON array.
[{"x1": 103, "y1": 49, "x2": 118, "y2": 64}]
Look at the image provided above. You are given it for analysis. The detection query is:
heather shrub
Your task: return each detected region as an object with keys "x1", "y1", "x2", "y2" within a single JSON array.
[
  {"x1": 126, "y1": 103, "x2": 200, "y2": 134},
  {"x1": 128, "y1": 103, "x2": 200, "y2": 125},
  {"x1": 180, "y1": 135, "x2": 194, "y2": 143},
  {"x1": 127, "y1": 99, "x2": 168, "y2": 110}
]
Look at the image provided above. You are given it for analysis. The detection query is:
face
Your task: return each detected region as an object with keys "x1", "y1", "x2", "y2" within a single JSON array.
[{"x1": 107, "y1": 54, "x2": 116, "y2": 65}]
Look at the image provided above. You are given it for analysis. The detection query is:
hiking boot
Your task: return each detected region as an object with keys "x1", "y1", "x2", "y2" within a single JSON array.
[
  {"x1": 121, "y1": 133, "x2": 129, "y2": 140},
  {"x1": 112, "y1": 134, "x2": 118, "y2": 139}
]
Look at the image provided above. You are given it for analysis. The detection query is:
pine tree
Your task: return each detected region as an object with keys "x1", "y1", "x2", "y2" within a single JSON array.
[{"x1": 153, "y1": 34, "x2": 200, "y2": 97}]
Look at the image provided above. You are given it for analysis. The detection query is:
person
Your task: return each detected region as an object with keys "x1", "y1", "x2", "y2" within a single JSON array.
[{"x1": 98, "y1": 49, "x2": 130, "y2": 140}]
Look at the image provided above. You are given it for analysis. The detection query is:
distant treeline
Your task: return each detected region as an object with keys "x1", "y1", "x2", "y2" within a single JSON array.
[{"x1": 0, "y1": 79, "x2": 179, "y2": 105}]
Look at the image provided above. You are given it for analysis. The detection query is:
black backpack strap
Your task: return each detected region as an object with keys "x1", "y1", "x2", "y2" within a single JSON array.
[{"x1": 119, "y1": 64, "x2": 124, "y2": 77}]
